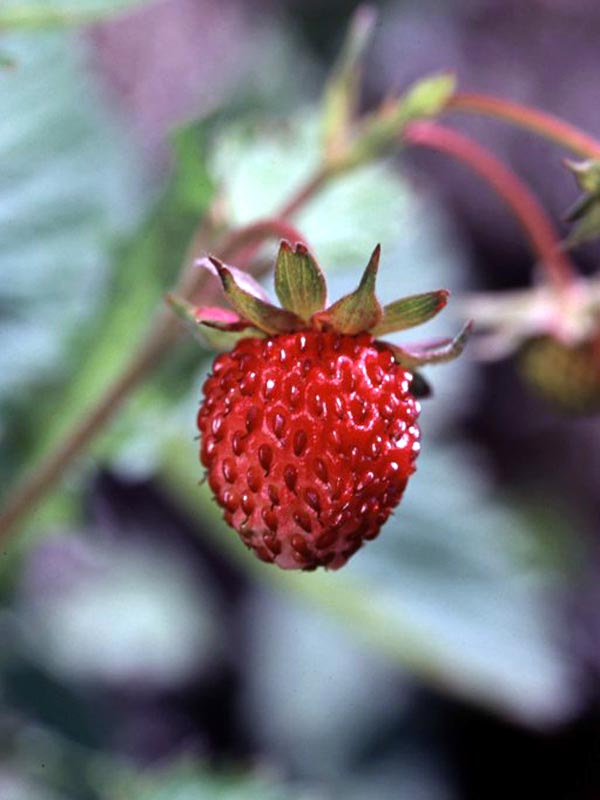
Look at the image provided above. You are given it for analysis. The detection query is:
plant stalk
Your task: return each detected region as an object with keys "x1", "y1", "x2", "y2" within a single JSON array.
[
  {"x1": 447, "y1": 92, "x2": 600, "y2": 160},
  {"x1": 404, "y1": 121, "x2": 577, "y2": 293}
]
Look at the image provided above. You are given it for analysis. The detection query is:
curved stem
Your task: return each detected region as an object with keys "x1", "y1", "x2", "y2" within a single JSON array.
[
  {"x1": 0, "y1": 215, "x2": 314, "y2": 541},
  {"x1": 404, "y1": 121, "x2": 577, "y2": 292},
  {"x1": 278, "y1": 167, "x2": 331, "y2": 218},
  {"x1": 213, "y1": 218, "x2": 310, "y2": 277},
  {"x1": 447, "y1": 93, "x2": 600, "y2": 160}
]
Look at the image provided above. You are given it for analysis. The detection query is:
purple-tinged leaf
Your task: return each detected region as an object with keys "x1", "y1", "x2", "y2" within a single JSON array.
[
  {"x1": 211, "y1": 257, "x2": 305, "y2": 335},
  {"x1": 167, "y1": 295, "x2": 250, "y2": 331},
  {"x1": 195, "y1": 306, "x2": 254, "y2": 332},
  {"x1": 166, "y1": 294, "x2": 263, "y2": 350},
  {"x1": 274, "y1": 240, "x2": 327, "y2": 321},
  {"x1": 196, "y1": 256, "x2": 271, "y2": 302},
  {"x1": 372, "y1": 290, "x2": 450, "y2": 336},
  {"x1": 313, "y1": 244, "x2": 383, "y2": 334}
]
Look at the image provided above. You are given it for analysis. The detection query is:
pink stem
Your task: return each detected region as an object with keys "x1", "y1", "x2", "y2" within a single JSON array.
[
  {"x1": 404, "y1": 121, "x2": 577, "y2": 292},
  {"x1": 218, "y1": 218, "x2": 309, "y2": 270},
  {"x1": 447, "y1": 92, "x2": 600, "y2": 160}
]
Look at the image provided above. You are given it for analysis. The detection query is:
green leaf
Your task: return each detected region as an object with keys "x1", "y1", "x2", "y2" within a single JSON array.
[
  {"x1": 390, "y1": 320, "x2": 472, "y2": 368},
  {"x1": 0, "y1": 30, "x2": 149, "y2": 510},
  {"x1": 314, "y1": 244, "x2": 382, "y2": 333},
  {"x1": 274, "y1": 240, "x2": 327, "y2": 321},
  {"x1": 0, "y1": 0, "x2": 155, "y2": 29},
  {"x1": 105, "y1": 759, "x2": 311, "y2": 800},
  {"x1": 372, "y1": 289, "x2": 449, "y2": 336},
  {"x1": 212, "y1": 257, "x2": 305, "y2": 335},
  {"x1": 0, "y1": 83, "x2": 216, "y2": 553}
]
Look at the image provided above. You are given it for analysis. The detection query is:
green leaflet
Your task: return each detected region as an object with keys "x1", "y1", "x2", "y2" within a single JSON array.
[
  {"x1": 274, "y1": 241, "x2": 327, "y2": 321},
  {"x1": 372, "y1": 289, "x2": 450, "y2": 336},
  {"x1": 0, "y1": 0, "x2": 154, "y2": 29}
]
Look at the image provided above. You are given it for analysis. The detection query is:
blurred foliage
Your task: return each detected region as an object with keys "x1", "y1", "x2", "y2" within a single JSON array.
[
  {"x1": 0, "y1": 0, "x2": 156, "y2": 29},
  {"x1": 2, "y1": 48, "x2": 579, "y2": 721},
  {"x1": 0, "y1": 29, "x2": 148, "y2": 484},
  {"x1": 0, "y1": 748, "x2": 316, "y2": 800},
  {"x1": 0, "y1": 8, "x2": 589, "y2": 798},
  {"x1": 103, "y1": 760, "x2": 314, "y2": 800}
]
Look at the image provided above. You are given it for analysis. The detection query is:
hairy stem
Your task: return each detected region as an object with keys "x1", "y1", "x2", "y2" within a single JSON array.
[
  {"x1": 404, "y1": 121, "x2": 577, "y2": 292},
  {"x1": 447, "y1": 93, "x2": 600, "y2": 160}
]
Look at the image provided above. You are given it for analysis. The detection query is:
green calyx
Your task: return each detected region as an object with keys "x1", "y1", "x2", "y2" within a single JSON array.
[
  {"x1": 313, "y1": 244, "x2": 382, "y2": 333},
  {"x1": 167, "y1": 241, "x2": 470, "y2": 370}
]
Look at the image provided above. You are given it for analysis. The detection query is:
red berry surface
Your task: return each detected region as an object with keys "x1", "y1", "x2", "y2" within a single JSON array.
[{"x1": 197, "y1": 330, "x2": 421, "y2": 570}]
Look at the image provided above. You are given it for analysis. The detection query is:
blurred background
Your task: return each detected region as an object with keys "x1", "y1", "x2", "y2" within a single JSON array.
[{"x1": 1, "y1": 0, "x2": 600, "y2": 798}]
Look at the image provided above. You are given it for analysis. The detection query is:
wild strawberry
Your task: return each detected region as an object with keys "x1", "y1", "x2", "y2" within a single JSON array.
[
  {"x1": 197, "y1": 331, "x2": 419, "y2": 570},
  {"x1": 169, "y1": 241, "x2": 469, "y2": 570},
  {"x1": 518, "y1": 334, "x2": 600, "y2": 414}
]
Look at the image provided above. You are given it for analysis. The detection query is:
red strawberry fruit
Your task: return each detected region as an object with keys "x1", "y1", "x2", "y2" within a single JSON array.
[{"x1": 169, "y1": 242, "x2": 469, "y2": 570}]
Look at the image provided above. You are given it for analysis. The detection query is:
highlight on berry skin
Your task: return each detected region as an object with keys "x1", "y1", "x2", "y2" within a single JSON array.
[{"x1": 168, "y1": 242, "x2": 470, "y2": 571}]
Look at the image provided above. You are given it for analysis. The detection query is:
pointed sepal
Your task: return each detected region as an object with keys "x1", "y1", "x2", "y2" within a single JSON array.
[
  {"x1": 196, "y1": 256, "x2": 271, "y2": 302},
  {"x1": 372, "y1": 289, "x2": 450, "y2": 336},
  {"x1": 167, "y1": 294, "x2": 248, "y2": 330},
  {"x1": 166, "y1": 293, "x2": 264, "y2": 350},
  {"x1": 313, "y1": 244, "x2": 383, "y2": 334},
  {"x1": 210, "y1": 256, "x2": 305, "y2": 335},
  {"x1": 274, "y1": 241, "x2": 327, "y2": 322},
  {"x1": 387, "y1": 320, "x2": 473, "y2": 368}
]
